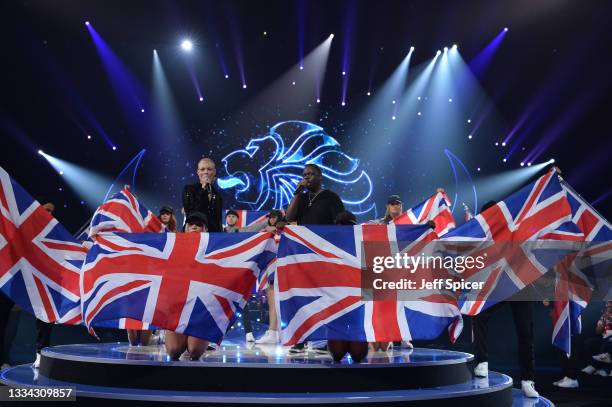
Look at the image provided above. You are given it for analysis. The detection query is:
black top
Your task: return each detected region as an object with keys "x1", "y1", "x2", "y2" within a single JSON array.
[
  {"x1": 295, "y1": 189, "x2": 344, "y2": 225},
  {"x1": 182, "y1": 183, "x2": 223, "y2": 232}
]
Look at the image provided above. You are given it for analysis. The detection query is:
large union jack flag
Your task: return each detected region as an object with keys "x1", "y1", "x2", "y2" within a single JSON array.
[
  {"x1": 394, "y1": 191, "x2": 456, "y2": 236},
  {"x1": 440, "y1": 168, "x2": 573, "y2": 316},
  {"x1": 0, "y1": 166, "x2": 87, "y2": 324},
  {"x1": 548, "y1": 180, "x2": 612, "y2": 354},
  {"x1": 276, "y1": 224, "x2": 463, "y2": 345},
  {"x1": 81, "y1": 231, "x2": 277, "y2": 343},
  {"x1": 88, "y1": 187, "x2": 163, "y2": 238}
]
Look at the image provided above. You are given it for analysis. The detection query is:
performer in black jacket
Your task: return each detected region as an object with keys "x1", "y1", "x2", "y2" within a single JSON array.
[{"x1": 182, "y1": 158, "x2": 223, "y2": 232}]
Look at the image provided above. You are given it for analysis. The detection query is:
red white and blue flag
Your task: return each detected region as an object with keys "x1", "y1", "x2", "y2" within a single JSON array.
[
  {"x1": 88, "y1": 187, "x2": 163, "y2": 238},
  {"x1": 440, "y1": 169, "x2": 574, "y2": 316},
  {"x1": 548, "y1": 180, "x2": 612, "y2": 354},
  {"x1": 227, "y1": 209, "x2": 268, "y2": 229},
  {"x1": 394, "y1": 191, "x2": 456, "y2": 236},
  {"x1": 0, "y1": 166, "x2": 87, "y2": 324},
  {"x1": 81, "y1": 231, "x2": 277, "y2": 343},
  {"x1": 276, "y1": 224, "x2": 463, "y2": 345}
]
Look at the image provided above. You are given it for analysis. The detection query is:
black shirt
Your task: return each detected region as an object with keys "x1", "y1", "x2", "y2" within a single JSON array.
[
  {"x1": 182, "y1": 183, "x2": 223, "y2": 232},
  {"x1": 295, "y1": 189, "x2": 344, "y2": 225}
]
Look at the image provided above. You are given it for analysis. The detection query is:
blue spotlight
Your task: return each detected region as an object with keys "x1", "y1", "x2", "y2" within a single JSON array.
[
  {"x1": 392, "y1": 100, "x2": 396, "y2": 104},
  {"x1": 502, "y1": 142, "x2": 506, "y2": 146},
  {"x1": 342, "y1": 71, "x2": 346, "y2": 76},
  {"x1": 520, "y1": 162, "x2": 525, "y2": 166},
  {"x1": 225, "y1": 74, "x2": 229, "y2": 79},
  {"x1": 341, "y1": 101, "x2": 346, "y2": 106},
  {"x1": 527, "y1": 162, "x2": 532, "y2": 166},
  {"x1": 112, "y1": 146, "x2": 117, "y2": 151},
  {"x1": 417, "y1": 96, "x2": 421, "y2": 100},
  {"x1": 243, "y1": 84, "x2": 247, "y2": 89},
  {"x1": 316, "y1": 98, "x2": 320, "y2": 103},
  {"x1": 85, "y1": 21, "x2": 90, "y2": 26},
  {"x1": 366, "y1": 92, "x2": 371, "y2": 96},
  {"x1": 181, "y1": 39, "x2": 193, "y2": 52},
  {"x1": 503, "y1": 158, "x2": 507, "y2": 163},
  {"x1": 59, "y1": 170, "x2": 64, "y2": 175},
  {"x1": 468, "y1": 134, "x2": 472, "y2": 139},
  {"x1": 448, "y1": 98, "x2": 453, "y2": 102},
  {"x1": 140, "y1": 108, "x2": 145, "y2": 113},
  {"x1": 504, "y1": 27, "x2": 509, "y2": 32},
  {"x1": 199, "y1": 97, "x2": 204, "y2": 102},
  {"x1": 299, "y1": 66, "x2": 304, "y2": 70},
  {"x1": 417, "y1": 111, "x2": 422, "y2": 116},
  {"x1": 467, "y1": 119, "x2": 471, "y2": 123},
  {"x1": 392, "y1": 115, "x2": 396, "y2": 120}
]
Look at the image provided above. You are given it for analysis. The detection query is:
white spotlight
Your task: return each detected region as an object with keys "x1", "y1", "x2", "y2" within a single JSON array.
[
  {"x1": 181, "y1": 39, "x2": 193, "y2": 52},
  {"x1": 468, "y1": 135, "x2": 472, "y2": 139},
  {"x1": 502, "y1": 142, "x2": 506, "y2": 147},
  {"x1": 366, "y1": 92, "x2": 371, "y2": 96},
  {"x1": 417, "y1": 111, "x2": 422, "y2": 116},
  {"x1": 503, "y1": 158, "x2": 507, "y2": 163},
  {"x1": 299, "y1": 66, "x2": 304, "y2": 70},
  {"x1": 477, "y1": 167, "x2": 481, "y2": 172},
  {"x1": 467, "y1": 119, "x2": 471, "y2": 123},
  {"x1": 341, "y1": 101, "x2": 346, "y2": 106},
  {"x1": 410, "y1": 46, "x2": 415, "y2": 52},
  {"x1": 549, "y1": 158, "x2": 555, "y2": 164},
  {"x1": 342, "y1": 71, "x2": 346, "y2": 76},
  {"x1": 436, "y1": 50, "x2": 441, "y2": 56},
  {"x1": 392, "y1": 100, "x2": 396, "y2": 104},
  {"x1": 38, "y1": 149, "x2": 43, "y2": 155},
  {"x1": 452, "y1": 44, "x2": 457, "y2": 50},
  {"x1": 520, "y1": 162, "x2": 525, "y2": 166},
  {"x1": 87, "y1": 135, "x2": 92, "y2": 140},
  {"x1": 140, "y1": 108, "x2": 145, "y2": 113},
  {"x1": 199, "y1": 97, "x2": 204, "y2": 102},
  {"x1": 392, "y1": 115, "x2": 396, "y2": 120},
  {"x1": 329, "y1": 34, "x2": 335, "y2": 39},
  {"x1": 112, "y1": 146, "x2": 117, "y2": 151},
  {"x1": 504, "y1": 27, "x2": 509, "y2": 32},
  {"x1": 59, "y1": 170, "x2": 64, "y2": 175},
  {"x1": 224, "y1": 74, "x2": 229, "y2": 79},
  {"x1": 316, "y1": 99, "x2": 320, "y2": 103},
  {"x1": 243, "y1": 84, "x2": 247, "y2": 89},
  {"x1": 495, "y1": 142, "x2": 499, "y2": 146},
  {"x1": 444, "y1": 47, "x2": 448, "y2": 52},
  {"x1": 527, "y1": 162, "x2": 532, "y2": 166},
  {"x1": 448, "y1": 98, "x2": 453, "y2": 102},
  {"x1": 292, "y1": 81, "x2": 296, "y2": 85}
]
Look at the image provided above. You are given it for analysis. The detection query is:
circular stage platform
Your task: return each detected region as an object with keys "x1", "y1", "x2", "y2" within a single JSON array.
[{"x1": 0, "y1": 342, "x2": 554, "y2": 406}]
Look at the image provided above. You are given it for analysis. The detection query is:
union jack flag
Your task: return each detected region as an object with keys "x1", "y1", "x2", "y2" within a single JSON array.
[
  {"x1": 276, "y1": 224, "x2": 463, "y2": 345},
  {"x1": 394, "y1": 191, "x2": 456, "y2": 236},
  {"x1": 81, "y1": 231, "x2": 277, "y2": 343},
  {"x1": 227, "y1": 209, "x2": 268, "y2": 229},
  {"x1": 88, "y1": 187, "x2": 163, "y2": 238},
  {"x1": 256, "y1": 234, "x2": 280, "y2": 292},
  {"x1": 440, "y1": 168, "x2": 573, "y2": 316},
  {"x1": 0, "y1": 166, "x2": 87, "y2": 324},
  {"x1": 548, "y1": 180, "x2": 612, "y2": 354}
]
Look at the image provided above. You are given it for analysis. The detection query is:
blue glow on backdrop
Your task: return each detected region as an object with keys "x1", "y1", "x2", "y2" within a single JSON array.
[{"x1": 218, "y1": 120, "x2": 375, "y2": 216}]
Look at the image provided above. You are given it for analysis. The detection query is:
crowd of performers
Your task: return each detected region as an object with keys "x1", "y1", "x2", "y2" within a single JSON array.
[{"x1": 1, "y1": 158, "x2": 611, "y2": 399}]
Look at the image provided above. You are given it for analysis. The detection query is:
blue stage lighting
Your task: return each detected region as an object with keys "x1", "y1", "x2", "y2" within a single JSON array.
[
  {"x1": 392, "y1": 115, "x2": 396, "y2": 120},
  {"x1": 436, "y1": 50, "x2": 441, "y2": 56},
  {"x1": 468, "y1": 135, "x2": 472, "y2": 139},
  {"x1": 495, "y1": 142, "x2": 499, "y2": 146},
  {"x1": 452, "y1": 44, "x2": 458, "y2": 50},
  {"x1": 549, "y1": 158, "x2": 555, "y2": 164},
  {"x1": 59, "y1": 170, "x2": 64, "y2": 175},
  {"x1": 366, "y1": 92, "x2": 371, "y2": 96},
  {"x1": 225, "y1": 74, "x2": 229, "y2": 79},
  {"x1": 299, "y1": 66, "x2": 304, "y2": 70},
  {"x1": 444, "y1": 47, "x2": 448, "y2": 52},
  {"x1": 243, "y1": 84, "x2": 247, "y2": 89},
  {"x1": 292, "y1": 81, "x2": 296, "y2": 85},
  {"x1": 477, "y1": 167, "x2": 481, "y2": 172},
  {"x1": 341, "y1": 101, "x2": 346, "y2": 106},
  {"x1": 417, "y1": 111, "x2": 422, "y2": 116},
  {"x1": 38, "y1": 149, "x2": 43, "y2": 155},
  {"x1": 199, "y1": 97, "x2": 204, "y2": 102},
  {"x1": 410, "y1": 46, "x2": 415, "y2": 52},
  {"x1": 520, "y1": 162, "x2": 525, "y2": 166},
  {"x1": 112, "y1": 146, "x2": 117, "y2": 151},
  {"x1": 527, "y1": 162, "x2": 532, "y2": 166},
  {"x1": 342, "y1": 71, "x2": 346, "y2": 76},
  {"x1": 448, "y1": 98, "x2": 453, "y2": 102},
  {"x1": 181, "y1": 39, "x2": 193, "y2": 52},
  {"x1": 140, "y1": 108, "x2": 145, "y2": 113},
  {"x1": 417, "y1": 96, "x2": 421, "y2": 100},
  {"x1": 392, "y1": 100, "x2": 396, "y2": 104},
  {"x1": 85, "y1": 21, "x2": 90, "y2": 26},
  {"x1": 467, "y1": 119, "x2": 471, "y2": 123},
  {"x1": 502, "y1": 142, "x2": 506, "y2": 146},
  {"x1": 316, "y1": 99, "x2": 320, "y2": 103},
  {"x1": 504, "y1": 27, "x2": 509, "y2": 32},
  {"x1": 503, "y1": 158, "x2": 507, "y2": 163}
]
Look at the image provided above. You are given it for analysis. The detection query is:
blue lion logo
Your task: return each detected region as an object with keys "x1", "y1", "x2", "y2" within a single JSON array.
[{"x1": 217, "y1": 121, "x2": 376, "y2": 217}]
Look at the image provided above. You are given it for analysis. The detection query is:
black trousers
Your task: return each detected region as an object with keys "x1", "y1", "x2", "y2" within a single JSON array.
[
  {"x1": 241, "y1": 303, "x2": 252, "y2": 334},
  {"x1": 473, "y1": 302, "x2": 535, "y2": 381},
  {"x1": 35, "y1": 319, "x2": 53, "y2": 354},
  {"x1": 560, "y1": 336, "x2": 579, "y2": 379},
  {"x1": 0, "y1": 293, "x2": 14, "y2": 365}
]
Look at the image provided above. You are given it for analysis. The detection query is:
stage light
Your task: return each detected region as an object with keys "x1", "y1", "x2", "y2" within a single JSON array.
[
  {"x1": 392, "y1": 115, "x2": 396, "y2": 120},
  {"x1": 417, "y1": 96, "x2": 421, "y2": 100},
  {"x1": 448, "y1": 98, "x2": 453, "y2": 102},
  {"x1": 502, "y1": 142, "x2": 506, "y2": 146},
  {"x1": 444, "y1": 47, "x2": 448, "y2": 52},
  {"x1": 330, "y1": 34, "x2": 335, "y2": 39},
  {"x1": 410, "y1": 46, "x2": 415, "y2": 52},
  {"x1": 477, "y1": 167, "x2": 481, "y2": 172},
  {"x1": 468, "y1": 134, "x2": 472, "y2": 139},
  {"x1": 181, "y1": 39, "x2": 193, "y2": 52},
  {"x1": 263, "y1": 31, "x2": 267, "y2": 36},
  {"x1": 112, "y1": 146, "x2": 117, "y2": 151},
  {"x1": 225, "y1": 74, "x2": 229, "y2": 79},
  {"x1": 452, "y1": 44, "x2": 457, "y2": 50},
  {"x1": 467, "y1": 119, "x2": 471, "y2": 123},
  {"x1": 299, "y1": 66, "x2": 304, "y2": 70},
  {"x1": 503, "y1": 158, "x2": 507, "y2": 162},
  {"x1": 85, "y1": 21, "x2": 90, "y2": 26},
  {"x1": 495, "y1": 142, "x2": 499, "y2": 146},
  {"x1": 392, "y1": 100, "x2": 396, "y2": 104},
  {"x1": 316, "y1": 99, "x2": 320, "y2": 103},
  {"x1": 504, "y1": 27, "x2": 509, "y2": 32},
  {"x1": 417, "y1": 111, "x2": 422, "y2": 116},
  {"x1": 59, "y1": 170, "x2": 64, "y2": 175},
  {"x1": 38, "y1": 149, "x2": 43, "y2": 155},
  {"x1": 342, "y1": 71, "x2": 346, "y2": 76},
  {"x1": 243, "y1": 84, "x2": 247, "y2": 89},
  {"x1": 140, "y1": 108, "x2": 145, "y2": 113},
  {"x1": 366, "y1": 92, "x2": 371, "y2": 96},
  {"x1": 548, "y1": 158, "x2": 555, "y2": 163},
  {"x1": 87, "y1": 135, "x2": 92, "y2": 140},
  {"x1": 341, "y1": 101, "x2": 346, "y2": 106},
  {"x1": 199, "y1": 97, "x2": 204, "y2": 102},
  {"x1": 292, "y1": 81, "x2": 296, "y2": 85},
  {"x1": 520, "y1": 162, "x2": 525, "y2": 166},
  {"x1": 436, "y1": 50, "x2": 441, "y2": 56},
  {"x1": 527, "y1": 162, "x2": 532, "y2": 166}
]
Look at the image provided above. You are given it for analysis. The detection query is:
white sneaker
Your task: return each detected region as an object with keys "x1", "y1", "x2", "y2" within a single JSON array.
[
  {"x1": 255, "y1": 330, "x2": 279, "y2": 344},
  {"x1": 594, "y1": 369, "x2": 608, "y2": 377},
  {"x1": 581, "y1": 364, "x2": 596, "y2": 374},
  {"x1": 592, "y1": 352, "x2": 611, "y2": 364},
  {"x1": 521, "y1": 380, "x2": 539, "y2": 398},
  {"x1": 32, "y1": 353, "x2": 41, "y2": 369},
  {"x1": 553, "y1": 376, "x2": 578, "y2": 388},
  {"x1": 245, "y1": 332, "x2": 255, "y2": 342},
  {"x1": 401, "y1": 340, "x2": 413, "y2": 349},
  {"x1": 474, "y1": 361, "x2": 488, "y2": 377}
]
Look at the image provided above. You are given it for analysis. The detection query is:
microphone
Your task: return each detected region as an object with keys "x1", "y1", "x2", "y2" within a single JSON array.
[{"x1": 294, "y1": 184, "x2": 305, "y2": 196}]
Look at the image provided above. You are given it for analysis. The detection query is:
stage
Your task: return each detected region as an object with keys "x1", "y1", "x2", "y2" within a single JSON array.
[{"x1": 0, "y1": 341, "x2": 553, "y2": 406}]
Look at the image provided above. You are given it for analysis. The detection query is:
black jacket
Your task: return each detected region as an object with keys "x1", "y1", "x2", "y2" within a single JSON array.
[{"x1": 182, "y1": 183, "x2": 223, "y2": 232}]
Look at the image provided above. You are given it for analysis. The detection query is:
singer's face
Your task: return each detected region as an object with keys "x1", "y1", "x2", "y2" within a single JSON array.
[
  {"x1": 387, "y1": 202, "x2": 402, "y2": 217},
  {"x1": 197, "y1": 159, "x2": 216, "y2": 185},
  {"x1": 302, "y1": 167, "x2": 321, "y2": 190}
]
